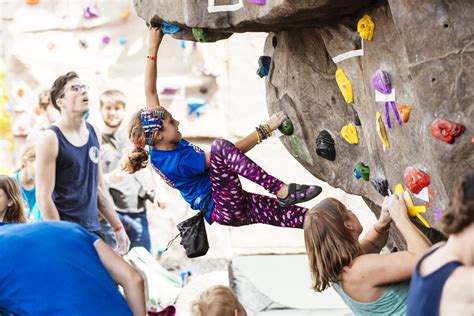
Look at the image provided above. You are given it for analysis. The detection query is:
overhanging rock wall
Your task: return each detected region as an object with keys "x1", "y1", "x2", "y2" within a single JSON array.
[{"x1": 135, "y1": 0, "x2": 473, "y2": 233}]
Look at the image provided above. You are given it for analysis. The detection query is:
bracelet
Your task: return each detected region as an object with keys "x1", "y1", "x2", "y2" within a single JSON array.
[
  {"x1": 255, "y1": 130, "x2": 262, "y2": 144},
  {"x1": 147, "y1": 55, "x2": 157, "y2": 60},
  {"x1": 114, "y1": 226, "x2": 124, "y2": 232},
  {"x1": 374, "y1": 225, "x2": 388, "y2": 235},
  {"x1": 262, "y1": 124, "x2": 272, "y2": 136}
]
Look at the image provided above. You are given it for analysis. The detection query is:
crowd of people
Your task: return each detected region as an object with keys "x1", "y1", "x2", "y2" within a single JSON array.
[{"x1": 0, "y1": 27, "x2": 472, "y2": 316}]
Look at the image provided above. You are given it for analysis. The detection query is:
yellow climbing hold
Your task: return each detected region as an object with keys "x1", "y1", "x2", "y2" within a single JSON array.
[
  {"x1": 394, "y1": 183, "x2": 430, "y2": 228},
  {"x1": 335, "y1": 68, "x2": 353, "y2": 104},
  {"x1": 340, "y1": 123, "x2": 358, "y2": 145},
  {"x1": 357, "y1": 15, "x2": 375, "y2": 41},
  {"x1": 376, "y1": 112, "x2": 390, "y2": 149}
]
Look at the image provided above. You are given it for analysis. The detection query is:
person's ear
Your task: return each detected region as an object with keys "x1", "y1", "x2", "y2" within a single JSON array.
[
  {"x1": 56, "y1": 97, "x2": 64, "y2": 108},
  {"x1": 154, "y1": 131, "x2": 163, "y2": 141},
  {"x1": 344, "y1": 220, "x2": 354, "y2": 231}
]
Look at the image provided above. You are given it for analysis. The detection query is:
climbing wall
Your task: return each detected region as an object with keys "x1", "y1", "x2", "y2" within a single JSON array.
[{"x1": 135, "y1": 0, "x2": 474, "y2": 232}]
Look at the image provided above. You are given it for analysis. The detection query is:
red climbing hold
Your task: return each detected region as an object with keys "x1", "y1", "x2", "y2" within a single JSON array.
[
  {"x1": 404, "y1": 167, "x2": 430, "y2": 195},
  {"x1": 430, "y1": 118, "x2": 465, "y2": 144}
]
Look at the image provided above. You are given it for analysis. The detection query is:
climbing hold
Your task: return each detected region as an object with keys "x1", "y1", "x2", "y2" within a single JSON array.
[
  {"x1": 352, "y1": 106, "x2": 361, "y2": 126},
  {"x1": 340, "y1": 123, "x2": 358, "y2": 145},
  {"x1": 187, "y1": 98, "x2": 206, "y2": 117},
  {"x1": 371, "y1": 177, "x2": 389, "y2": 196},
  {"x1": 26, "y1": 0, "x2": 39, "y2": 5},
  {"x1": 17, "y1": 88, "x2": 24, "y2": 97},
  {"x1": 375, "y1": 111, "x2": 390, "y2": 149},
  {"x1": 83, "y1": 5, "x2": 99, "y2": 19},
  {"x1": 161, "y1": 85, "x2": 179, "y2": 95},
  {"x1": 162, "y1": 22, "x2": 182, "y2": 34},
  {"x1": 397, "y1": 105, "x2": 412, "y2": 123},
  {"x1": 120, "y1": 8, "x2": 131, "y2": 21},
  {"x1": 394, "y1": 183, "x2": 430, "y2": 228},
  {"x1": 257, "y1": 56, "x2": 271, "y2": 78},
  {"x1": 199, "y1": 86, "x2": 208, "y2": 94},
  {"x1": 315, "y1": 130, "x2": 336, "y2": 161},
  {"x1": 404, "y1": 167, "x2": 430, "y2": 195},
  {"x1": 101, "y1": 35, "x2": 111, "y2": 45},
  {"x1": 251, "y1": 0, "x2": 266, "y2": 4},
  {"x1": 354, "y1": 162, "x2": 370, "y2": 181},
  {"x1": 357, "y1": 15, "x2": 375, "y2": 41},
  {"x1": 192, "y1": 28, "x2": 209, "y2": 43},
  {"x1": 47, "y1": 42, "x2": 55, "y2": 50},
  {"x1": 335, "y1": 68, "x2": 353, "y2": 104},
  {"x1": 372, "y1": 70, "x2": 402, "y2": 129},
  {"x1": 278, "y1": 119, "x2": 294, "y2": 136},
  {"x1": 371, "y1": 70, "x2": 392, "y2": 95},
  {"x1": 430, "y1": 118, "x2": 465, "y2": 144},
  {"x1": 119, "y1": 36, "x2": 127, "y2": 45},
  {"x1": 145, "y1": 21, "x2": 150, "y2": 28},
  {"x1": 78, "y1": 39, "x2": 88, "y2": 49}
]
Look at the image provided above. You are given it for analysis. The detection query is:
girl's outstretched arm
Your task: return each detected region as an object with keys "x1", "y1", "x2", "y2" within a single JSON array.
[{"x1": 145, "y1": 27, "x2": 165, "y2": 108}]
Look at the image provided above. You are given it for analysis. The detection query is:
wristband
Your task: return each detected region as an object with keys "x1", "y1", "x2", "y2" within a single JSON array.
[
  {"x1": 147, "y1": 55, "x2": 157, "y2": 60},
  {"x1": 374, "y1": 224, "x2": 388, "y2": 235},
  {"x1": 114, "y1": 226, "x2": 124, "y2": 232}
]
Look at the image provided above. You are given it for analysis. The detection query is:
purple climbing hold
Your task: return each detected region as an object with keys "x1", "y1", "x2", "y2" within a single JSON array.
[
  {"x1": 83, "y1": 5, "x2": 99, "y2": 19},
  {"x1": 101, "y1": 35, "x2": 111, "y2": 45},
  {"x1": 251, "y1": 0, "x2": 266, "y2": 4},
  {"x1": 371, "y1": 69, "x2": 392, "y2": 95}
]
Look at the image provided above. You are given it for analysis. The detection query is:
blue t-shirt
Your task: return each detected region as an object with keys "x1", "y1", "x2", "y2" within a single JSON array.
[
  {"x1": 11, "y1": 172, "x2": 41, "y2": 222},
  {"x1": 0, "y1": 222, "x2": 133, "y2": 316},
  {"x1": 150, "y1": 139, "x2": 214, "y2": 222}
]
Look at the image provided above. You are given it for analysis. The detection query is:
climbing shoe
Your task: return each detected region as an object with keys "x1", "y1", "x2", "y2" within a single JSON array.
[{"x1": 277, "y1": 183, "x2": 322, "y2": 207}]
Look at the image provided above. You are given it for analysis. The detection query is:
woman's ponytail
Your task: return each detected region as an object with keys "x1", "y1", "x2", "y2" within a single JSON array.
[{"x1": 124, "y1": 110, "x2": 149, "y2": 173}]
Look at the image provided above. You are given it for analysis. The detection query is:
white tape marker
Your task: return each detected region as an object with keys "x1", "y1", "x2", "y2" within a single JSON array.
[
  {"x1": 208, "y1": 0, "x2": 243, "y2": 13},
  {"x1": 332, "y1": 40, "x2": 364, "y2": 64},
  {"x1": 375, "y1": 89, "x2": 396, "y2": 102}
]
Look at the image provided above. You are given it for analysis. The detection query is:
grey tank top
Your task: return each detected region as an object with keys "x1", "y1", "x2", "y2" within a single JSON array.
[{"x1": 48, "y1": 123, "x2": 101, "y2": 231}]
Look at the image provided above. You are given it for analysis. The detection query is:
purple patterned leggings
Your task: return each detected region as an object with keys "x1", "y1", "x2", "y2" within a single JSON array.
[{"x1": 209, "y1": 138, "x2": 307, "y2": 228}]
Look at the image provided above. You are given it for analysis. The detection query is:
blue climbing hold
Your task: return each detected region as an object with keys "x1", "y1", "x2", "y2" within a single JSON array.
[
  {"x1": 162, "y1": 22, "x2": 182, "y2": 34},
  {"x1": 257, "y1": 56, "x2": 271, "y2": 77}
]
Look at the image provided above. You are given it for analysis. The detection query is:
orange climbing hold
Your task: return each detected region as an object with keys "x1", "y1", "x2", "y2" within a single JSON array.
[
  {"x1": 397, "y1": 105, "x2": 412, "y2": 123},
  {"x1": 26, "y1": 0, "x2": 39, "y2": 5},
  {"x1": 120, "y1": 8, "x2": 131, "y2": 21}
]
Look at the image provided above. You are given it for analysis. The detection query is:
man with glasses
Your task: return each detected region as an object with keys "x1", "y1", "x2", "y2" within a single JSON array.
[{"x1": 36, "y1": 71, "x2": 130, "y2": 254}]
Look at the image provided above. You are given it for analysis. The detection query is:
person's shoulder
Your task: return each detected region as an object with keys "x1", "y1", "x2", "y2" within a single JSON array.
[{"x1": 38, "y1": 128, "x2": 59, "y2": 147}]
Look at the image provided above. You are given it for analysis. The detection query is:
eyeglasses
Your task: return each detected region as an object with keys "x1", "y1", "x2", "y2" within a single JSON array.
[{"x1": 65, "y1": 84, "x2": 90, "y2": 93}]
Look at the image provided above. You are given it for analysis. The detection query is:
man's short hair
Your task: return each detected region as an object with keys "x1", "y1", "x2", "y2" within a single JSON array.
[
  {"x1": 50, "y1": 71, "x2": 79, "y2": 112},
  {"x1": 99, "y1": 90, "x2": 127, "y2": 108}
]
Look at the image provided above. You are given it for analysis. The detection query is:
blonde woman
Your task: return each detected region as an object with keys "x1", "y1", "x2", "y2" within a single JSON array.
[
  {"x1": 191, "y1": 285, "x2": 246, "y2": 316},
  {"x1": 304, "y1": 195, "x2": 431, "y2": 315}
]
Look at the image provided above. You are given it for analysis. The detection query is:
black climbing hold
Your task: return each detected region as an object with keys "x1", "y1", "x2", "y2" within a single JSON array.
[
  {"x1": 199, "y1": 86, "x2": 208, "y2": 94},
  {"x1": 370, "y1": 177, "x2": 389, "y2": 196},
  {"x1": 315, "y1": 130, "x2": 336, "y2": 161},
  {"x1": 278, "y1": 119, "x2": 294, "y2": 136},
  {"x1": 256, "y1": 56, "x2": 271, "y2": 78},
  {"x1": 78, "y1": 39, "x2": 88, "y2": 49},
  {"x1": 352, "y1": 106, "x2": 361, "y2": 126}
]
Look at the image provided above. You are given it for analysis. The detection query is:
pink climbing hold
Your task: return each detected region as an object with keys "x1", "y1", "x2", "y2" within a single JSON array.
[{"x1": 251, "y1": 0, "x2": 266, "y2": 4}]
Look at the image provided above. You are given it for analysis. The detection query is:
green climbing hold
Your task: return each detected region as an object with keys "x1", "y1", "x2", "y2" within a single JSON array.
[
  {"x1": 278, "y1": 119, "x2": 294, "y2": 136},
  {"x1": 192, "y1": 28, "x2": 209, "y2": 43},
  {"x1": 354, "y1": 162, "x2": 370, "y2": 181},
  {"x1": 145, "y1": 21, "x2": 150, "y2": 27}
]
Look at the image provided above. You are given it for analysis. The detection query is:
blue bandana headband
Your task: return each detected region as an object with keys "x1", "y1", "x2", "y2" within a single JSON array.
[{"x1": 141, "y1": 108, "x2": 166, "y2": 146}]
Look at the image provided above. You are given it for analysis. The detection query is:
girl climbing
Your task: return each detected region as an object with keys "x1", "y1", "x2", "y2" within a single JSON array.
[
  {"x1": 124, "y1": 27, "x2": 322, "y2": 229},
  {"x1": 0, "y1": 175, "x2": 27, "y2": 223}
]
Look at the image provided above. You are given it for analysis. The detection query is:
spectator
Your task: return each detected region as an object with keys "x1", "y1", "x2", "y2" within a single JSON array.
[
  {"x1": 0, "y1": 175, "x2": 26, "y2": 223},
  {"x1": 191, "y1": 285, "x2": 247, "y2": 316},
  {"x1": 407, "y1": 171, "x2": 474, "y2": 315}
]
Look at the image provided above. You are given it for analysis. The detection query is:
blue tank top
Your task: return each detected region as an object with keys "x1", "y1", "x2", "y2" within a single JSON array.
[
  {"x1": 49, "y1": 123, "x2": 101, "y2": 231},
  {"x1": 334, "y1": 281, "x2": 409, "y2": 316},
  {"x1": 407, "y1": 245, "x2": 462, "y2": 316}
]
